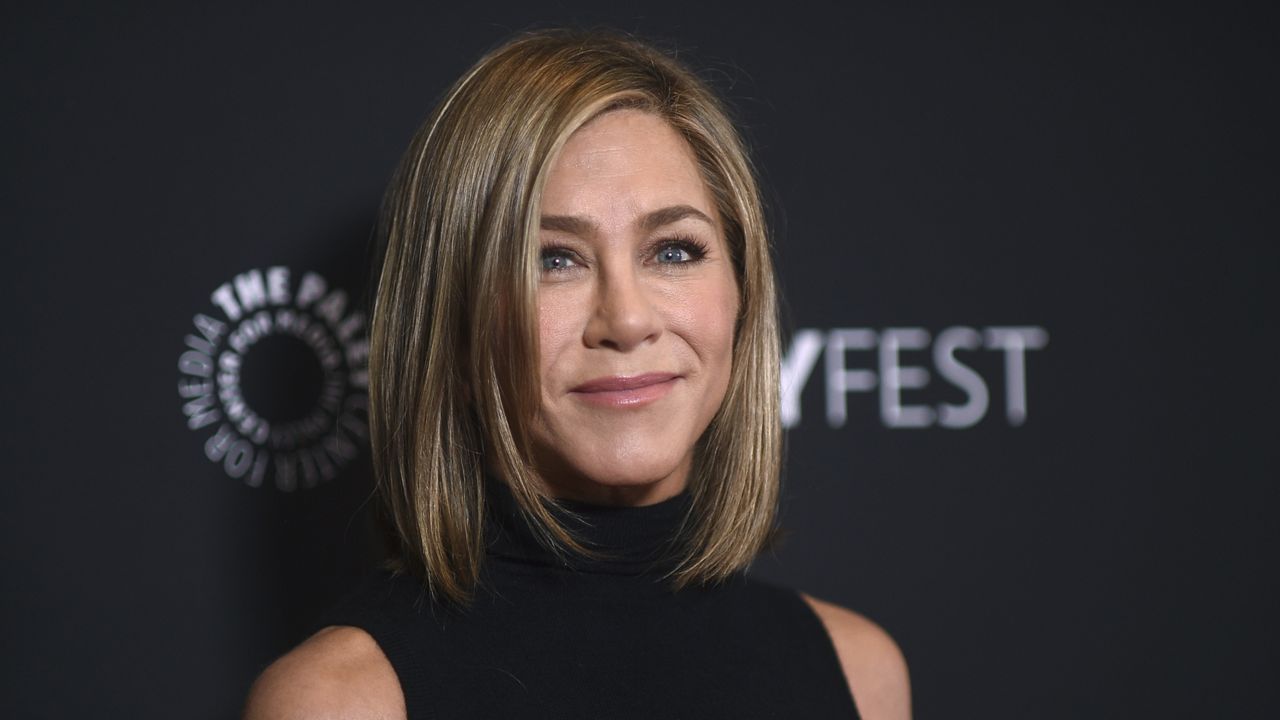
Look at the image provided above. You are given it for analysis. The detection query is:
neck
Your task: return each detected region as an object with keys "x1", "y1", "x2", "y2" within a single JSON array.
[
  {"x1": 546, "y1": 476, "x2": 688, "y2": 507},
  {"x1": 487, "y1": 458, "x2": 691, "y2": 508},
  {"x1": 482, "y1": 470, "x2": 694, "y2": 577}
]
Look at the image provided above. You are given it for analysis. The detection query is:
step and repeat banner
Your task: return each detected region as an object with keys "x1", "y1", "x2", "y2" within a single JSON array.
[{"x1": 5, "y1": 3, "x2": 1275, "y2": 718}]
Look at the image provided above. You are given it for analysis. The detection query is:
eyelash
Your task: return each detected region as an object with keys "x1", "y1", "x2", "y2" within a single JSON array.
[
  {"x1": 540, "y1": 235, "x2": 710, "y2": 272},
  {"x1": 653, "y1": 235, "x2": 710, "y2": 264}
]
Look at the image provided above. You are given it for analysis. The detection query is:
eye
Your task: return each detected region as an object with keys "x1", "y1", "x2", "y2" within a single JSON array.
[
  {"x1": 540, "y1": 247, "x2": 579, "y2": 272},
  {"x1": 652, "y1": 236, "x2": 709, "y2": 265}
]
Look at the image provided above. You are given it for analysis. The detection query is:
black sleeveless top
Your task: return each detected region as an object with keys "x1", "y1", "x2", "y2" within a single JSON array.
[{"x1": 316, "y1": 475, "x2": 862, "y2": 719}]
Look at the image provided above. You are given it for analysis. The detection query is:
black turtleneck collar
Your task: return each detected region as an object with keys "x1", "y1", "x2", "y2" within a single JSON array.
[{"x1": 481, "y1": 471, "x2": 694, "y2": 577}]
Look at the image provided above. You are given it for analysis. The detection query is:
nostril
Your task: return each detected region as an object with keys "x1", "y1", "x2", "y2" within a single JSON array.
[{"x1": 585, "y1": 304, "x2": 662, "y2": 351}]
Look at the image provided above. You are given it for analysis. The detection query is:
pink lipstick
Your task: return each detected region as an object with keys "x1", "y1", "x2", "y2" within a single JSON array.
[{"x1": 570, "y1": 373, "x2": 680, "y2": 408}]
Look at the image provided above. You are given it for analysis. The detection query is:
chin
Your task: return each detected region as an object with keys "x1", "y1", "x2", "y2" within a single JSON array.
[
  {"x1": 530, "y1": 410, "x2": 703, "y2": 501},
  {"x1": 579, "y1": 462, "x2": 680, "y2": 488},
  {"x1": 534, "y1": 440, "x2": 692, "y2": 502}
]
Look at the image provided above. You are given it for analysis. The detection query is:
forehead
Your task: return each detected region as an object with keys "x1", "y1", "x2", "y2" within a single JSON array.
[{"x1": 541, "y1": 109, "x2": 716, "y2": 226}]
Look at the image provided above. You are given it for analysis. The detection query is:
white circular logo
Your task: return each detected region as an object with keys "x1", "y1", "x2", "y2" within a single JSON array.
[{"x1": 177, "y1": 266, "x2": 370, "y2": 491}]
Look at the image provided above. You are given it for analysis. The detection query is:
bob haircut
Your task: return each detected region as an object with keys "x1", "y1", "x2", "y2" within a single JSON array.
[{"x1": 369, "y1": 26, "x2": 782, "y2": 608}]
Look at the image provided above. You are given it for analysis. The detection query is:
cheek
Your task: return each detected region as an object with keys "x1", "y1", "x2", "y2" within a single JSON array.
[
  {"x1": 537, "y1": 288, "x2": 581, "y2": 385},
  {"x1": 668, "y1": 270, "x2": 739, "y2": 374}
]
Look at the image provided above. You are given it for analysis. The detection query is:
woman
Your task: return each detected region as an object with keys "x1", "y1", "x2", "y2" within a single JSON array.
[{"x1": 245, "y1": 27, "x2": 910, "y2": 720}]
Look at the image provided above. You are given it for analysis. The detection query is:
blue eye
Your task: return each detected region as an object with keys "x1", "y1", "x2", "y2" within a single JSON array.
[
  {"x1": 653, "y1": 237, "x2": 708, "y2": 265},
  {"x1": 656, "y1": 246, "x2": 692, "y2": 263},
  {"x1": 541, "y1": 250, "x2": 577, "y2": 272}
]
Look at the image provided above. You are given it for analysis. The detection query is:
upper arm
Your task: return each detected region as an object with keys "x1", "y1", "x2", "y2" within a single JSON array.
[
  {"x1": 242, "y1": 625, "x2": 405, "y2": 720},
  {"x1": 799, "y1": 592, "x2": 912, "y2": 720}
]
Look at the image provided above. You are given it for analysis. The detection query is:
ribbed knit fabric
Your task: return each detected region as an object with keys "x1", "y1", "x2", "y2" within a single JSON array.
[{"x1": 314, "y1": 474, "x2": 862, "y2": 719}]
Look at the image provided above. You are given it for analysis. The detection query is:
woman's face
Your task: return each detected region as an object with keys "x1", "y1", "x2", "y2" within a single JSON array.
[{"x1": 532, "y1": 109, "x2": 739, "y2": 506}]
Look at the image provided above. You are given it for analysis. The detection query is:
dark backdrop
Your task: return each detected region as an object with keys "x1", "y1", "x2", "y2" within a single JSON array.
[{"x1": 4, "y1": 2, "x2": 1276, "y2": 718}]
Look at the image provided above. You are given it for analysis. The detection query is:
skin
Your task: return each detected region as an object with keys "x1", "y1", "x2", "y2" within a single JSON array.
[
  {"x1": 529, "y1": 108, "x2": 739, "y2": 507},
  {"x1": 242, "y1": 109, "x2": 912, "y2": 720}
]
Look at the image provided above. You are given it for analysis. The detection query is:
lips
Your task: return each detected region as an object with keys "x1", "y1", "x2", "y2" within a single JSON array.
[
  {"x1": 571, "y1": 372, "x2": 680, "y2": 393},
  {"x1": 569, "y1": 372, "x2": 681, "y2": 408}
]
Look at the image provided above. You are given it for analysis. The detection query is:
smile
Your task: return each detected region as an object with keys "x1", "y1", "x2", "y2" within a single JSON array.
[{"x1": 569, "y1": 373, "x2": 680, "y2": 408}]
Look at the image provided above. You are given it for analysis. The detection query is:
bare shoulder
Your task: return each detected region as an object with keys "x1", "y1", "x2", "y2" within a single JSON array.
[
  {"x1": 242, "y1": 625, "x2": 405, "y2": 720},
  {"x1": 799, "y1": 592, "x2": 912, "y2": 720}
]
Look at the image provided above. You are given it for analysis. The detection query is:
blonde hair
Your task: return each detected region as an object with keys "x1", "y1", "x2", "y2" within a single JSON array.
[{"x1": 368, "y1": 27, "x2": 781, "y2": 608}]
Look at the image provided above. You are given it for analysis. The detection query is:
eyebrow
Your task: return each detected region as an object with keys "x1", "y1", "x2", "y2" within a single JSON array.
[{"x1": 540, "y1": 204, "x2": 717, "y2": 238}]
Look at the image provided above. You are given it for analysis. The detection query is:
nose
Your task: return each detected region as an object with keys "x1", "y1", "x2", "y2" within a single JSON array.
[{"x1": 583, "y1": 264, "x2": 662, "y2": 351}]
